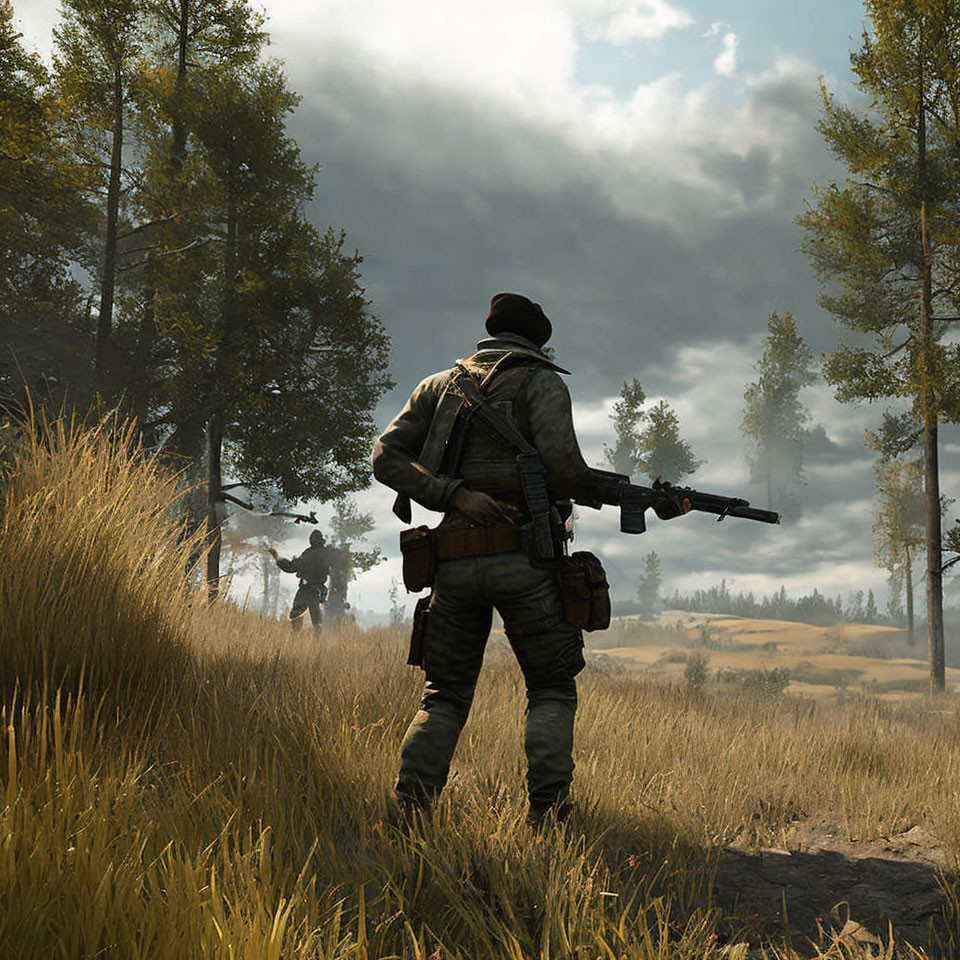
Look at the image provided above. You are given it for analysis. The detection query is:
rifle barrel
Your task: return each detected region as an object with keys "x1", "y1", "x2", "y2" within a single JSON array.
[{"x1": 689, "y1": 498, "x2": 779, "y2": 524}]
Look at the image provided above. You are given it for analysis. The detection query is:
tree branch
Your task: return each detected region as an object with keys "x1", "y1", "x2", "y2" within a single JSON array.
[
  {"x1": 118, "y1": 215, "x2": 182, "y2": 240},
  {"x1": 114, "y1": 237, "x2": 216, "y2": 273},
  {"x1": 883, "y1": 339, "x2": 912, "y2": 359}
]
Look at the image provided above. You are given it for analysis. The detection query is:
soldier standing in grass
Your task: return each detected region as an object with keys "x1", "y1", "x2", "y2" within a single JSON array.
[
  {"x1": 372, "y1": 293, "x2": 600, "y2": 826},
  {"x1": 268, "y1": 529, "x2": 332, "y2": 633}
]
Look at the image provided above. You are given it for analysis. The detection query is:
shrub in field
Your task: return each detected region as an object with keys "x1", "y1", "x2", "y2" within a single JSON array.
[
  {"x1": 684, "y1": 651, "x2": 709, "y2": 689},
  {"x1": 715, "y1": 665, "x2": 791, "y2": 698}
]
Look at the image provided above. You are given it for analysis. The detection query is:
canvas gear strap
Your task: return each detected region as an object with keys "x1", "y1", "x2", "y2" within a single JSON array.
[
  {"x1": 448, "y1": 363, "x2": 561, "y2": 562},
  {"x1": 390, "y1": 352, "x2": 546, "y2": 524}
]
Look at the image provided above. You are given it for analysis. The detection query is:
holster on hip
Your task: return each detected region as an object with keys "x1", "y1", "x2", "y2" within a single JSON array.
[
  {"x1": 407, "y1": 595, "x2": 431, "y2": 667},
  {"x1": 557, "y1": 551, "x2": 611, "y2": 632},
  {"x1": 399, "y1": 525, "x2": 436, "y2": 592}
]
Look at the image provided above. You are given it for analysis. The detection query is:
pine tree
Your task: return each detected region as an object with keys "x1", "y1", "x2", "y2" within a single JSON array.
[
  {"x1": 53, "y1": 0, "x2": 149, "y2": 388},
  {"x1": 325, "y1": 497, "x2": 383, "y2": 622},
  {"x1": 865, "y1": 589, "x2": 879, "y2": 623},
  {"x1": 151, "y1": 58, "x2": 391, "y2": 598},
  {"x1": 388, "y1": 579, "x2": 406, "y2": 628},
  {"x1": 605, "y1": 381, "x2": 702, "y2": 482},
  {"x1": 871, "y1": 455, "x2": 924, "y2": 644},
  {"x1": 0, "y1": 0, "x2": 91, "y2": 403},
  {"x1": 796, "y1": 0, "x2": 960, "y2": 690},
  {"x1": 636, "y1": 400, "x2": 703, "y2": 483},
  {"x1": 603, "y1": 378, "x2": 646, "y2": 475},
  {"x1": 120, "y1": 0, "x2": 265, "y2": 428},
  {"x1": 740, "y1": 310, "x2": 816, "y2": 516},
  {"x1": 637, "y1": 551, "x2": 662, "y2": 620}
]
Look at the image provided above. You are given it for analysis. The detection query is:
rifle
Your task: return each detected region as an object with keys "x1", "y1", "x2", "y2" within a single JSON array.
[{"x1": 578, "y1": 468, "x2": 780, "y2": 534}]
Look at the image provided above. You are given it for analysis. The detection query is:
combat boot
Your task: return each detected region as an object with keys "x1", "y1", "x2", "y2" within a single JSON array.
[{"x1": 526, "y1": 794, "x2": 571, "y2": 830}]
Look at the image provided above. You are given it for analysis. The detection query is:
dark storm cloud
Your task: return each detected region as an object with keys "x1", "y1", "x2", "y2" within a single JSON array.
[{"x1": 286, "y1": 54, "x2": 844, "y2": 411}]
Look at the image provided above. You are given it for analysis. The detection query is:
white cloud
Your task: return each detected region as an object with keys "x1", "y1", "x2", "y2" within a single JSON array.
[
  {"x1": 703, "y1": 21, "x2": 722, "y2": 38},
  {"x1": 578, "y1": 0, "x2": 694, "y2": 44},
  {"x1": 265, "y1": 0, "x2": 690, "y2": 111},
  {"x1": 714, "y1": 31, "x2": 739, "y2": 78}
]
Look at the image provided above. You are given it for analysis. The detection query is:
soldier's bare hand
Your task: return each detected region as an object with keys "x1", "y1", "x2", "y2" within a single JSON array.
[
  {"x1": 449, "y1": 487, "x2": 516, "y2": 525},
  {"x1": 267, "y1": 547, "x2": 278, "y2": 558}
]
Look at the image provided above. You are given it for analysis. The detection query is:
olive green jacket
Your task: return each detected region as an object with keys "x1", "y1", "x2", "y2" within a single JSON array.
[{"x1": 372, "y1": 333, "x2": 595, "y2": 515}]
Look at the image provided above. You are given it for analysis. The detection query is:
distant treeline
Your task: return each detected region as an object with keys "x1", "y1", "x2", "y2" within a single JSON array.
[{"x1": 660, "y1": 580, "x2": 890, "y2": 627}]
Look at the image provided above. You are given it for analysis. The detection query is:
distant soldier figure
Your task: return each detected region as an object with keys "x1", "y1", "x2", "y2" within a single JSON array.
[
  {"x1": 372, "y1": 293, "x2": 600, "y2": 826},
  {"x1": 268, "y1": 529, "x2": 332, "y2": 632}
]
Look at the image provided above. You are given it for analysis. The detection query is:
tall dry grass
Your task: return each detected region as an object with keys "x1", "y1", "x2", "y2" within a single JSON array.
[
  {"x1": 0, "y1": 409, "x2": 195, "y2": 718},
  {"x1": 2, "y1": 412, "x2": 960, "y2": 958}
]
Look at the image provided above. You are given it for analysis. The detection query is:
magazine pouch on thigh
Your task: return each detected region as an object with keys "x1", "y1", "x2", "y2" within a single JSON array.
[
  {"x1": 558, "y1": 551, "x2": 611, "y2": 632},
  {"x1": 407, "y1": 595, "x2": 431, "y2": 667},
  {"x1": 400, "y1": 525, "x2": 436, "y2": 592}
]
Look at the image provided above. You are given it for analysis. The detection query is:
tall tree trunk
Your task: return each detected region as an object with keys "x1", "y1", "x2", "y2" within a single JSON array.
[
  {"x1": 205, "y1": 408, "x2": 223, "y2": 602},
  {"x1": 95, "y1": 66, "x2": 124, "y2": 385},
  {"x1": 919, "y1": 88, "x2": 945, "y2": 690},
  {"x1": 260, "y1": 546, "x2": 272, "y2": 615},
  {"x1": 170, "y1": 0, "x2": 189, "y2": 172},
  {"x1": 130, "y1": 257, "x2": 157, "y2": 430},
  {"x1": 905, "y1": 545, "x2": 915, "y2": 647},
  {"x1": 205, "y1": 175, "x2": 238, "y2": 602}
]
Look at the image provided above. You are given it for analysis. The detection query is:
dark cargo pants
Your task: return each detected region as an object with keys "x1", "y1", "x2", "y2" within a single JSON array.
[
  {"x1": 396, "y1": 550, "x2": 584, "y2": 812},
  {"x1": 289, "y1": 582, "x2": 324, "y2": 632}
]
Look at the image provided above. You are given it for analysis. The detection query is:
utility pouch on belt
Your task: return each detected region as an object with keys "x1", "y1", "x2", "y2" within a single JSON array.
[
  {"x1": 399, "y1": 525, "x2": 436, "y2": 592},
  {"x1": 557, "y1": 551, "x2": 611, "y2": 632},
  {"x1": 407, "y1": 596, "x2": 431, "y2": 667}
]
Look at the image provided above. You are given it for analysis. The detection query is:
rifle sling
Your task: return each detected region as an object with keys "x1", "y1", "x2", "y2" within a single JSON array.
[
  {"x1": 451, "y1": 363, "x2": 539, "y2": 457},
  {"x1": 451, "y1": 364, "x2": 559, "y2": 561}
]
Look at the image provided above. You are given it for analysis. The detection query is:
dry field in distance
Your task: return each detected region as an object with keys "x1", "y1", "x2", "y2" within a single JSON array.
[{"x1": 591, "y1": 615, "x2": 960, "y2": 702}]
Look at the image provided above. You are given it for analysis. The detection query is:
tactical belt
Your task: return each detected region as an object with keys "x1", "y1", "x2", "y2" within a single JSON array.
[{"x1": 434, "y1": 525, "x2": 522, "y2": 559}]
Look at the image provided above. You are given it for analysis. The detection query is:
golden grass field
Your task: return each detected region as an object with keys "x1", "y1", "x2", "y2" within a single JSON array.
[
  {"x1": 592, "y1": 616, "x2": 959, "y2": 702},
  {"x1": 4, "y1": 413, "x2": 960, "y2": 958}
]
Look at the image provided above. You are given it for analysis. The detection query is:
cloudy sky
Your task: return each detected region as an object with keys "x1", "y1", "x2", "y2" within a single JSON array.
[{"x1": 13, "y1": 0, "x2": 960, "y2": 617}]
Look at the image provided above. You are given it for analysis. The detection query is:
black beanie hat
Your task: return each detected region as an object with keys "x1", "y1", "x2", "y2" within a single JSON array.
[{"x1": 484, "y1": 293, "x2": 552, "y2": 347}]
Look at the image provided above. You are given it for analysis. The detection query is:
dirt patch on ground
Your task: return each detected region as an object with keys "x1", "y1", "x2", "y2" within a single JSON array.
[{"x1": 712, "y1": 824, "x2": 954, "y2": 955}]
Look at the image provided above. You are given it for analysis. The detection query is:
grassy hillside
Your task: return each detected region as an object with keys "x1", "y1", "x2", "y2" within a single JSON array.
[{"x1": 2, "y1": 415, "x2": 960, "y2": 958}]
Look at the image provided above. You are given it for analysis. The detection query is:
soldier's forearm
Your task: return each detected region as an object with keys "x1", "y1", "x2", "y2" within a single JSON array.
[{"x1": 373, "y1": 444, "x2": 463, "y2": 512}]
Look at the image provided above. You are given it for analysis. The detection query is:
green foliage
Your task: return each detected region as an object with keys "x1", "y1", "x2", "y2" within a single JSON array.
[
  {"x1": 872, "y1": 455, "x2": 924, "y2": 585},
  {"x1": 636, "y1": 550, "x2": 661, "y2": 619},
  {"x1": 796, "y1": 2, "x2": 960, "y2": 413},
  {"x1": 740, "y1": 310, "x2": 816, "y2": 514},
  {"x1": 683, "y1": 651, "x2": 709, "y2": 689},
  {"x1": 796, "y1": 0, "x2": 960, "y2": 687},
  {"x1": 636, "y1": 399, "x2": 703, "y2": 483},
  {"x1": 715, "y1": 665, "x2": 791, "y2": 698},
  {"x1": 325, "y1": 496, "x2": 383, "y2": 621},
  {"x1": 604, "y1": 380, "x2": 703, "y2": 483},
  {"x1": 0, "y1": 1, "x2": 92, "y2": 403},
  {"x1": 665, "y1": 580, "x2": 846, "y2": 626},
  {"x1": 944, "y1": 519, "x2": 960, "y2": 573},
  {"x1": 388, "y1": 577, "x2": 406, "y2": 628},
  {"x1": 603, "y1": 377, "x2": 645, "y2": 475},
  {"x1": 329, "y1": 496, "x2": 380, "y2": 572},
  {"x1": 3, "y1": 0, "x2": 393, "y2": 525}
]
